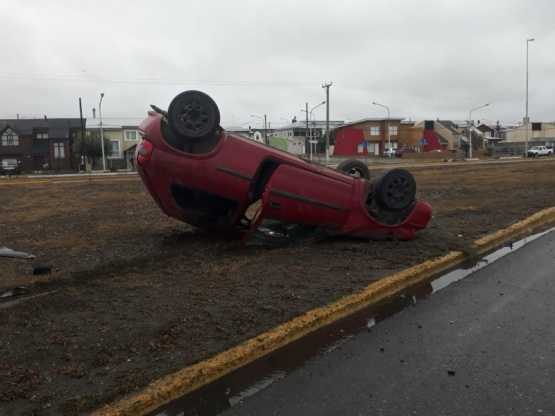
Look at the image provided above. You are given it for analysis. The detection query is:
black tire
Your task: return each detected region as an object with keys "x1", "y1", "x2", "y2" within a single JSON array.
[
  {"x1": 373, "y1": 168, "x2": 416, "y2": 211},
  {"x1": 167, "y1": 90, "x2": 220, "y2": 141},
  {"x1": 336, "y1": 159, "x2": 370, "y2": 180}
]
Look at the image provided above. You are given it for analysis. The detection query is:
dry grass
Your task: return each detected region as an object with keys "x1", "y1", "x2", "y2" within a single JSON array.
[{"x1": 1, "y1": 159, "x2": 555, "y2": 416}]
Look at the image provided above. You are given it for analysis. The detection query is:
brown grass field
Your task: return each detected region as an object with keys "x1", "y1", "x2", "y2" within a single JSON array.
[{"x1": 1, "y1": 158, "x2": 554, "y2": 415}]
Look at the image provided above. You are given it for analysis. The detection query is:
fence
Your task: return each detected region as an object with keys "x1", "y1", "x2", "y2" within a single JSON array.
[
  {"x1": 491, "y1": 140, "x2": 554, "y2": 158},
  {"x1": 89, "y1": 157, "x2": 133, "y2": 172}
]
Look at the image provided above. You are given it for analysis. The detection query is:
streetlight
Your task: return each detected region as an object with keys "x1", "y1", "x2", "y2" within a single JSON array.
[
  {"x1": 301, "y1": 101, "x2": 325, "y2": 160},
  {"x1": 310, "y1": 102, "x2": 326, "y2": 158},
  {"x1": 250, "y1": 114, "x2": 267, "y2": 144},
  {"x1": 525, "y1": 38, "x2": 535, "y2": 157},
  {"x1": 99, "y1": 93, "x2": 106, "y2": 172},
  {"x1": 468, "y1": 103, "x2": 489, "y2": 158},
  {"x1": 372, "y1": 102, "x2": 390, "y2": 157}
]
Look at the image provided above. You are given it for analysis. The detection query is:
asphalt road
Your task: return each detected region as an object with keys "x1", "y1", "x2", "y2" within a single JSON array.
[{"x1": 221, "y1": 229, "x2": 555, "y2": 416}]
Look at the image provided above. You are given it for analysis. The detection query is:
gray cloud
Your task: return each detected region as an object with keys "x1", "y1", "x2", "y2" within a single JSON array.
[{"x1": 1, "y1": 0, "x2": 553, "y2": 127}]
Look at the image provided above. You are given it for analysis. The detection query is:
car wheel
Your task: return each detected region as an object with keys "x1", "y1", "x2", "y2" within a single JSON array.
[
  {"x1": 373, "y1": 168, "x2": 416, "y2": 211},
  {"x1": 336, "y1": 160, "x2": 370, "y2": 180},
  {"x1": 167, "y1": 90, "x2": 220, "y2": 141}
]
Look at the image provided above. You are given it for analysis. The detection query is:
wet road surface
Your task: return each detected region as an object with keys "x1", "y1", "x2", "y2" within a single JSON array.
[{"x1": 219, "y1": 230, "x2": 555, "y2": 416}]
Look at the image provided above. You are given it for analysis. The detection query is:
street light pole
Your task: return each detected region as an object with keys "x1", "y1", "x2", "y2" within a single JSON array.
[
  {"x1": 301, "y1": 101, "x2": 325, "y2": 161},
  {"x1": 468, "y1": 103, "x2": 489, "y2": 159},
  {"x1": 525, "y1": 38, "x2": 535, "y2": 158},
  {"x1": 310, "y1": 101, "x2": 325, "y2": 158},
  {"x1": 322, "y1": 82, "x2": 332, "y2": 162},
  {"x1": 372, "y1": 102, "x2": 390, "y2": 157},
  {"x1": 99, "y1": 93, "x2": 106, "y2": 172},
  {"x1": 264, "y1": 114, "x2": 267, "y2": 145}
]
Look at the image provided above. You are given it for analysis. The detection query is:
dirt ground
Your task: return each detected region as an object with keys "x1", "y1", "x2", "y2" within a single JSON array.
[{"x1": 1, "y1": 158, "x2": 554, "y2": 416}]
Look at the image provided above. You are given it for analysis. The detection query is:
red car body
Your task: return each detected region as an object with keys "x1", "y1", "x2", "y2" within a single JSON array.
[{"x1": 135, "y1": 91, "x2": 432, "y2": 246}]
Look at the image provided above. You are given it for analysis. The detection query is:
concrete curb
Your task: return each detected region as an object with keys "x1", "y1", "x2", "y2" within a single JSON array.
[{"x1": 93, "y1": 206, "x2": 555, "y2": 416}]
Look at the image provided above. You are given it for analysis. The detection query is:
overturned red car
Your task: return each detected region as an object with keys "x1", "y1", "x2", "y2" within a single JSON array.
[{"x1": 135, "y1": 90, "x2": 432, "y2": 246}]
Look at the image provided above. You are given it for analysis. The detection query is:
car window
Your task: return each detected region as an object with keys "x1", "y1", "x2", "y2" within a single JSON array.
[
  {"x1": 244, "y1": 219, "x2": 330, "y2": 247},
  {"x1": 169, "y1": 183, "x2": 239, "y2": 226}
]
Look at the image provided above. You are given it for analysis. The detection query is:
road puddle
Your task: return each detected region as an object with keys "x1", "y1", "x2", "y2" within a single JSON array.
[{"x1": 149, "y1": 226, "x2": 555, "y2": 416}]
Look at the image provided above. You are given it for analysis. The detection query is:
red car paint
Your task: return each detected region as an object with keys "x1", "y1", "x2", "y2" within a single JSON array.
[{"x1": 135, "y1": 94, "x2": 432, "y2": 246}]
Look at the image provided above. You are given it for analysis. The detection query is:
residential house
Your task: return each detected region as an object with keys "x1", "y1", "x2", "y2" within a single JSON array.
[
  {"x1": 86, "y1": 118, "x2": 141, "y2": 170},
  {"x1": 249, "y1": 128, "x2": 268, "y2": 144},
  {"x1": 408, "y1": 120, "x2": 459, "y2": 151},
  {"x1": 226, "y1": 125, "x2": 252, "y2": 140},
  {"x1": 268, "y1": 132, "x2": 305, "y2": 154},
  {"x1": 271, "y1": 120, "x2": 344, "y2": 155},
  {"x1": 225, "y1": 126, "x2": 273, "y2": 144},
  {"x1": 474, "y1": 122, "x2": 508, "y2": 150},
  {"x1": 0, "y1": 117, "x2": 84, "y2": 172},
  {"x1": 482, "y1": 122, "x2": 516, "y2": 142},
  {"x1": 511, "y1": 122, "x2": 555, "y2": 145},
  {"x1": 333, "y1": 118, "x2": 407, "y2": 156}
]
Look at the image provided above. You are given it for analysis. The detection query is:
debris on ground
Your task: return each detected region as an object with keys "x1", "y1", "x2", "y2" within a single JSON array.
[
  {"x1": 0, "y1": 247, "x2": 36, "y2": 259},
  {"x1": 0, "y1": 286, "x2": 33, "y2": 298}
]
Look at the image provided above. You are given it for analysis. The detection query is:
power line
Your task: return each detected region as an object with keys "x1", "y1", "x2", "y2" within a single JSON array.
[
  {"x1": 0, "y1": 72, "x2": 320, "y2": 87},
  {"x1": 0, "y1": 72, "x2": 494, "y2": 103}
]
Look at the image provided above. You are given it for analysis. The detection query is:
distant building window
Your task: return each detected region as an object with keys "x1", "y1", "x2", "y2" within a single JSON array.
[
  {"x1": 370, "y1": 126, "x2": 380, "y2": 136},
  {"x1": 1, "y1": 128, "x2": 19, "y2": 146},
  {"x1": 36, "y1": 132, "x2": 49, "y2": 140},
  {"x1": 109, "y1": 140, "x2": 120, "y2": 158},
  {"x1": 124, "y1": 130, "x2": 138, "y2": 141},
  {"x1": 389, "y1": 126, "x2": 398, "y2": 135},
  {"x1": 53, "y1": 142, "x2": 65, "y2": 158},
  {"x1": 357, "y1": 142, "x2": 377, "y2": 154}
]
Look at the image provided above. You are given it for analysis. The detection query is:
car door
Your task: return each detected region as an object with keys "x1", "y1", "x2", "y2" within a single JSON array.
[{"x1": 242, "y1": 163, "x2": 354, "y2": 246}]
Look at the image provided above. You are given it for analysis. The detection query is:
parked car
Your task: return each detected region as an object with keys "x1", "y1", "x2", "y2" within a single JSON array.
[
  {"x1": 381, "y1": 148, "x2": 397, "y2": 157},
  {"x1": 134, "y1": 90, "x2": 432, "y2": 246},
  {"x1": 0, "y1": 158, "x2": 21, "y2": 175},
  {"x1": 527, "y1": 146, "x2": 552, "y2": 157},
  {"x1": 395, "y1": 147, "x2": 417, "y2": 157}
]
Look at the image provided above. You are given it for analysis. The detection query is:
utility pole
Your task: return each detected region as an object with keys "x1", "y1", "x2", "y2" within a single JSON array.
[
  {"x1": 79, "y1": 98, "x2": 85, "y2": 172},
  {"x1": 79, "y1": 98, "x2": 85, "y2": 151},
  {"x1": 525, "y1": 38, "x2": 535, "y2": 158},
  {"x1": 305, "y1": 102, "x2": 310, "y2": 160},
  {"x1": 264, "y1": 114, "x2": 268, "y2": 145},
  {"x1": 322, "y1": 82, "x2": 332, "y2": 162},
  {"x1": 99, "y1": 93, "x2": 106, "y2": 172}
]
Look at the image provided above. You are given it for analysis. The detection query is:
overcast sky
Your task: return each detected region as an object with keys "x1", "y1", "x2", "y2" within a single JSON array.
[{"x1": 1, "y1": 0, "x2": 553, "y2": 129}]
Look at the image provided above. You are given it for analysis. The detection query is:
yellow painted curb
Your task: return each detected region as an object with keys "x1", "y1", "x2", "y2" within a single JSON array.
[
  {"x1": 473, "y1": 206, "x2": 555, "y2": 254},
  {"x1": 93, "y1": 207, "x2": 555, "y2": 416}
]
